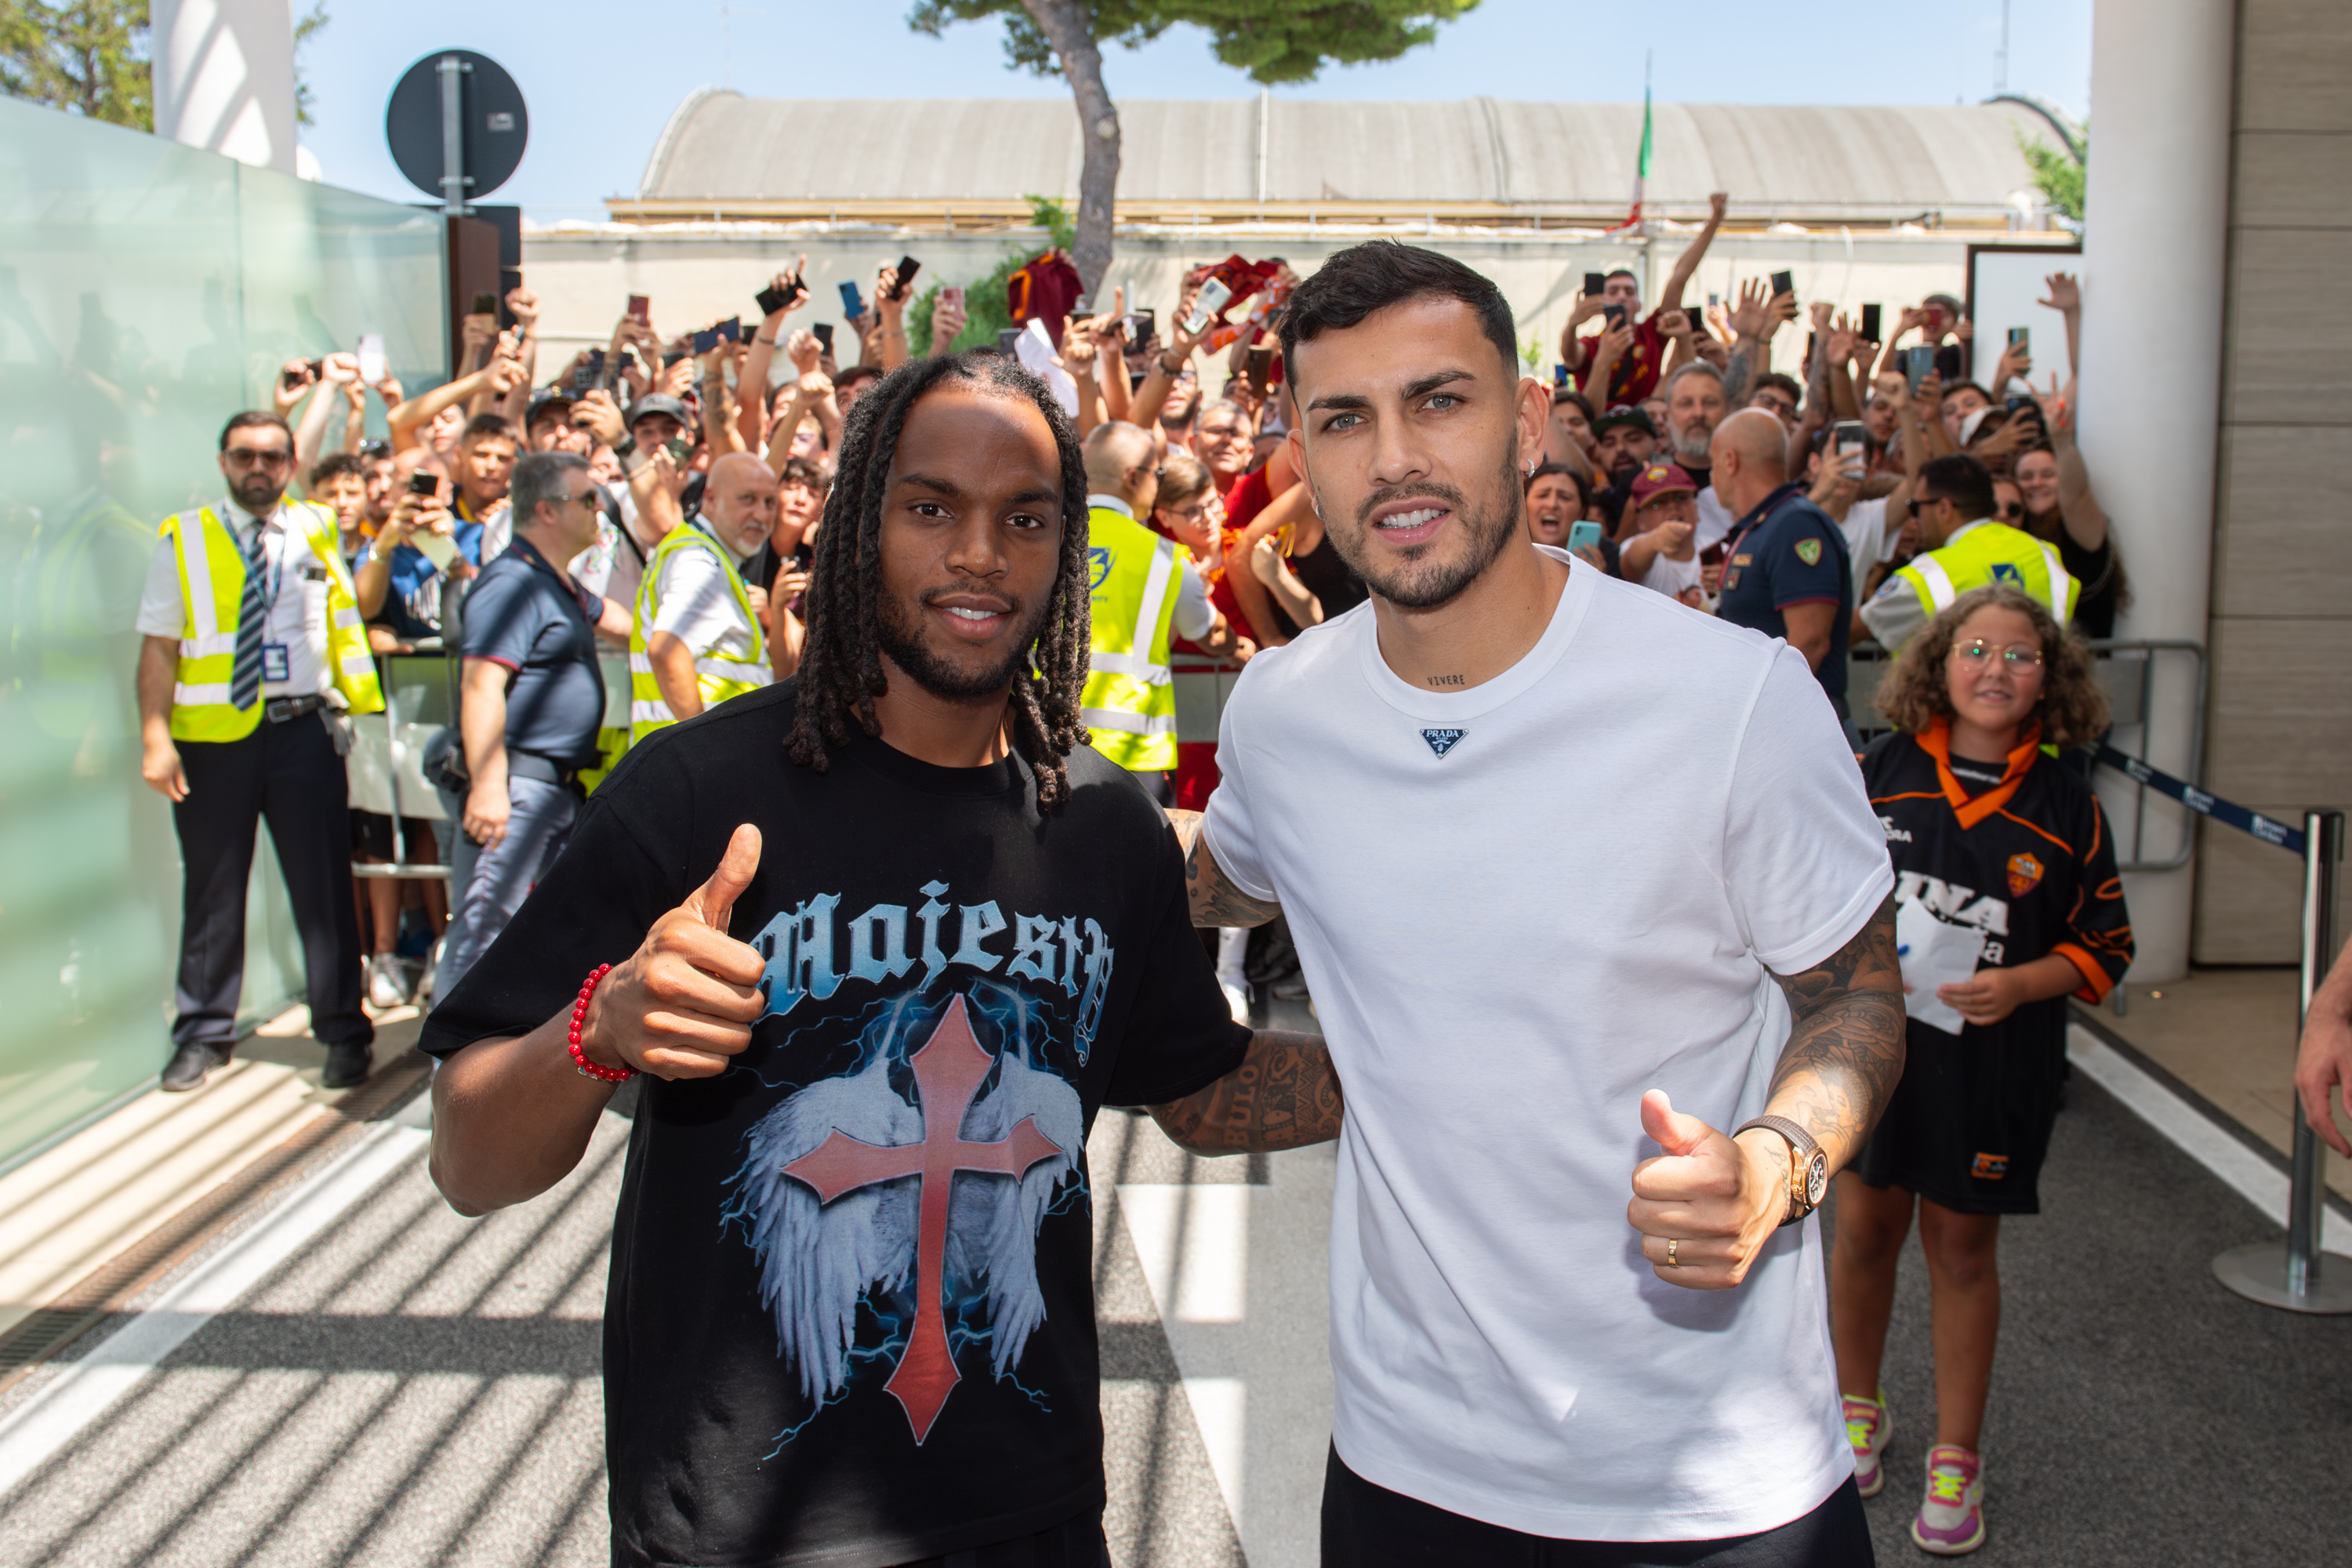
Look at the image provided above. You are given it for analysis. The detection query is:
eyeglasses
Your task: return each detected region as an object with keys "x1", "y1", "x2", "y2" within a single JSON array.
[
  {"x1": 1998, "y1": 501, "x2": 2025, "y2": 519},
  {"x1": 1952, "y1": 639, "x2": 2045, "y2": 669},
  {"x1": 225, "y1": 446, "x2": 294, "y2": 469},
  {"x1": 1907, "y1": 495, "x2": 1950, "y2": 517}
]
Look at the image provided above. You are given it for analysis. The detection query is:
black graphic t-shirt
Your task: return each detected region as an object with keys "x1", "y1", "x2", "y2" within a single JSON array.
[{"x1": 420, "y1": 682, "x2": 1250, "y2": 1568}]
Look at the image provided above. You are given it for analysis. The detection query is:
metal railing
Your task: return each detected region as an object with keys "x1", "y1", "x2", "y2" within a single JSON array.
[{"x1": 347, "y1": 649, "x2": 456, "y2": 881}]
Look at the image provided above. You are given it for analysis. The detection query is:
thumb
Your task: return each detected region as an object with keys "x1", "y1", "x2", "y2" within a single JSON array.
[
  {"x1": 686, "y1": 823, "x2": 762, "y2": 932},
  {"x1": 1639, "y1": 1090, "x2": 1715, "y2": 1159}
]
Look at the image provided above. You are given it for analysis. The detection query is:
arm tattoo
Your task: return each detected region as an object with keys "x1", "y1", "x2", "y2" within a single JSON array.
[
  {"x1": 1765, "y1": 893, "x2": 1907, "y2": 1167},
  {"x1": 1169, "y1": 807, "x2": 1282, "y2": 930},
  {"x1": 1722, "y1": 345, "x2": 1756, "y2": 408},
  {"x1": 1149, "y1": 1030, "x2": 1342, "y2": 1154}
]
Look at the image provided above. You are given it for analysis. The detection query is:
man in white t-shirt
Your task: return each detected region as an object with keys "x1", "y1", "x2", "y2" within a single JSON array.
[{"x1": 1170, "y1": 243, "x2": 1903, "y2": 1562}]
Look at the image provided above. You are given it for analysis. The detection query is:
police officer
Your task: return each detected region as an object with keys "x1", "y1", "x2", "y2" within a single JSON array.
[
  {"x1": 1859, "y1": 453, "x2": 2076, "y2": 655},
  {"x1": 1076, "y1": 422, "x2": 1231, "y2": 797},
  {"x1": 135, "y1": 412, "x2": 383, "y2": 1093},
  {"x1": 1710, "y1": 408, "x2": 1858, "y2": 731},
  {"x1": 629, "y1": 451, "x2": 776, "y2": 743}
]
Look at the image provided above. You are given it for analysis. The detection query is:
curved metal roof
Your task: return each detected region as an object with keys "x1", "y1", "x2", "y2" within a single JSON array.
[{"x1": 633, "y1": 93, "x2": 2063, "y2": 224}]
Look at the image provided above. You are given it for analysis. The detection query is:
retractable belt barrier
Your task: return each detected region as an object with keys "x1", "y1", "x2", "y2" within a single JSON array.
[{"x1": 2087, "y1": 745, "x2": 2351, "y2": 1314}]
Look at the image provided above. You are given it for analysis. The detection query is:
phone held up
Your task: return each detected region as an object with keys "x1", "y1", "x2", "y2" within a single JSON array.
[
  {"x1": 754, "y1": 274, "x2": 803, "y2": 317},
  {"x1": 1769, "y1": 270, "x2": 1795, "y2": 302},
  {"x1": 1934, "y1": 344, "x2": 1965, "y2": 383},
  {"x1": 839, "y1": 281, "x2": 867, "y2": 321},
  {"x1": 887, "y1": 256, "x2": 921, "y2": 302},
  {"x1": 1123, "y1": 308, "x2": 1156, "y2": 354},
  {"x1": 356, "y1": 333, "x2": 387, "y2": 386},
  {"x1": 811, "y1": 322, "x2": 835, "y2": 357},
  {"x1": 627, "y1": 295, "x2": 651, "y2": 325},
  {"x1": 1899, "y1": 345, "x2": 1936, "y2": 392},
  {"x1": 1832, "y1": 419, "x2": 1869, "y2": 458},
  {"x1": 1584, "y1": 271, "x2": 1607, "y2": 297},
  {"x1": 1859, "y1": 303, "x2": 1882, "y2": 343},
  {"x1": 1566, "y1": 520, "x2": 1604, "y2": 554}
]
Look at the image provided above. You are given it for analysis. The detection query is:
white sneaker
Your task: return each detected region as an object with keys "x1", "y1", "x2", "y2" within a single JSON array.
[
  {"x1": 365, "y1": 952, "x2": 411, "y2": 1010},
  {"x1": 417, "y1": 936, "x2": 444, "y2": 1007},
  {"x1": 1220, "y1": 979, "x2": 1250, "y2": 1024}
]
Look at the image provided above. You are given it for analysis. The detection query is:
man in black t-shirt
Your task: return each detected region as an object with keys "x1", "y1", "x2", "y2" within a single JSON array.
[{"x1": 423, "y1": 352, "x2": 1340, "y2": 1568}]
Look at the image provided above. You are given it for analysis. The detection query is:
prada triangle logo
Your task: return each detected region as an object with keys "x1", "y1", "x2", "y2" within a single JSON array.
[{"x1": 1421, "y1": 728, "x2": 1466, "y2": 758}]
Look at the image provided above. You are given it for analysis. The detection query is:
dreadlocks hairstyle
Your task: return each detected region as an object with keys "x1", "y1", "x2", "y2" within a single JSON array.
[{"x1": 785, "y1": 350, "x2": 1095, "y2": 810}]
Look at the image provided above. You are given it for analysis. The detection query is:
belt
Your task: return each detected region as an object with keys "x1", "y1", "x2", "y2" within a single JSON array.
[
  {"x1": 264, "y1": 694, "x2": 330, "y2": 724},
  {"x1": 506, "y1": 750, "x2": 584, "y2": 789}
]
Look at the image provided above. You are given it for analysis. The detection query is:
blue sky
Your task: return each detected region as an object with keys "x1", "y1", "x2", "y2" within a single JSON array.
[{"x1": 297, "y1": 0, "x2": 2092, "y2": 220}]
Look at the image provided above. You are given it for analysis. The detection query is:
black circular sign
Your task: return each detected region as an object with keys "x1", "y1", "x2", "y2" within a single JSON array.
[{"x1": 385, "y1": 49, "x2": 528, "y2": 202}]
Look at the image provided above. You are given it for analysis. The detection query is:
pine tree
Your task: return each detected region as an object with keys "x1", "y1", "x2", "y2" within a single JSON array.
[{"x1": 0, "y1": 1, "x2": 152, "y2": 130}]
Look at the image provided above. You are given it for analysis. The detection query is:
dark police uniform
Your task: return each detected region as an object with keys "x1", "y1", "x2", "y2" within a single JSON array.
[
  {"x1": 1715, "y1": 481, "x2": 1853, "y2": 710},
  {"x1": 1855, "y1": 721, "x2": 2132, "y2": 1213}
]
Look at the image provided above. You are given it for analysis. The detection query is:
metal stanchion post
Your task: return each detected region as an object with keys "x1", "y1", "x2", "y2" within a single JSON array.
[{"x1": 2213, "y1": 810, "x2": 2352, "y2": 1312}]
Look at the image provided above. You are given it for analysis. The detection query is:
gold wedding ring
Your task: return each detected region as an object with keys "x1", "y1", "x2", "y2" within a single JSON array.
[{"x1": 1665, "y1": 1238, "x2": 1680, "y2": 1268}]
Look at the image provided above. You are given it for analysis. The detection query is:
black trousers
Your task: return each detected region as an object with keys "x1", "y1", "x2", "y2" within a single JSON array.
[
  {"x1": 170, "y1": 713, "x2": 371, "y2": 1051},
  {"x1": 1322, "y1": 1447, "x2": 1874, "y2": 1568}
]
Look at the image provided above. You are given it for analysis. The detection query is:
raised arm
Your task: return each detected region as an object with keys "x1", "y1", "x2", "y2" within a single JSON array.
[
  {"x1": 2042, "y1": 376, "x2": 2108, "y2": 552},
  {"x1": 1658, "y1": 191, "x2": 1730, "y2": 310}
]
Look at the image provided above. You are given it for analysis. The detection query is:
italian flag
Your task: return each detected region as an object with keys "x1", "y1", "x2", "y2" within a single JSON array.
[{"x1": 1611, "y1": 67, "x2": 1653, "y2": 234}]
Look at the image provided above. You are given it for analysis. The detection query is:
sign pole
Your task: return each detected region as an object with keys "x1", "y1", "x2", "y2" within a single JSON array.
[
  {"x1": 437, "y1": 53, "x2": 468, "y2": 216},
  {"x1": 2213, "y1": 809, "x2": 2352, "y2": 1312}
]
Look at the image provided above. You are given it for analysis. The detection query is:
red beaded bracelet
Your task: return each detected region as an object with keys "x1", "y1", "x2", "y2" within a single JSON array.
[{"x1": 567, "y1": 963, "x2": 633, "y2": 1083}]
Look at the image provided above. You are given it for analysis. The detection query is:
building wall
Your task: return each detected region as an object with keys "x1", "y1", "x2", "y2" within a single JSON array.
[{"x1": 2195, "y1": 0, "x2": 2352, "y2": 961}]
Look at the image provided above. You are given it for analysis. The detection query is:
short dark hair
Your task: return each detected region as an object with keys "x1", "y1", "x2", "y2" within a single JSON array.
[
  {"x1": 1278, "y1": 242, "x2": 1519, "y2": 389},
  {"x1": 835, "y1": 364, "x2": 883, "y2": 394},
  {"x1": 1525, "y1": 461, "x2": 1591, "y2": 510},
  {"x1": 309, "y1": 452, "x2": 366, "y2": 489},
  {"x1": 1604, "y1": 268, "x2": 1639, "y2": 285},
  {"x1": 1918, "y1": 453, "x2": 1996, "y2": 522},
  {"x1": 1940, "y1": 380, "x2": 1992, "y2": 405},
  {"x1": 1553, "y1": 388, "x2": 1595, "y2": 423},
  {"x1": 1751, "y1": 372, "x2": 1803, "y2": 407},
  {"x1": 510, "y1": 450, "x2": 590, "y2": 528},
  {"x1": 778, "y1": 454, "x2": 830, "y2": 492},
  {"x1": 220, "y1": 410, "x2": 292, "y2": 452},
  {"x1": 461, "y1": 413, "x2": 517, "y2": 448}
]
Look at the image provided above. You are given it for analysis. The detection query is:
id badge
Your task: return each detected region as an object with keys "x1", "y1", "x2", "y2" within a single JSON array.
[{"x1": 262, "y1": 643, "x2": 291, "y2": 683}]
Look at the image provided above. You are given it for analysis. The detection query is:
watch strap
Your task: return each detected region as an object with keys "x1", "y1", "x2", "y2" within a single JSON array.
[{"x1": 1735, "y1": 1115, "x2": 1823, "y2": 1226}]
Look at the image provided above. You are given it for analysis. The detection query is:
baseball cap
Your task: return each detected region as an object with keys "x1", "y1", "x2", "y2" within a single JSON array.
[
  {"x1": 625, "y1": 394, "x2": 692, "y2": 432},
  {"x1": 525, "y1": 387, "x2": 575, "y2": 426},
  {"x1": 1590, "y1": 405, "x2": 1657, "y2": 439},
  {"x1": 1629, "y1": 462, "x2": 1699, "y2": 507}
]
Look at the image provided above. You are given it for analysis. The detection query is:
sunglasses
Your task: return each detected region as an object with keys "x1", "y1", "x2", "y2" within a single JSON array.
[
  {"x1": 1998, "y1": 501, "x2": 2025, "y2": 519},
  {"x1": 225, "y1": 446, "x2": 294, "y2": 469}
]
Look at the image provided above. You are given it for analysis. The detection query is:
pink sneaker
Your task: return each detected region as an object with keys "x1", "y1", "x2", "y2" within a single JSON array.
[
  {"x1": 1843, "y1": 1391, "x2": 1891, "y2": 1497},
  {"x1": 1911, "y1": 1444, "x2": 1985, "y2": 1555}
]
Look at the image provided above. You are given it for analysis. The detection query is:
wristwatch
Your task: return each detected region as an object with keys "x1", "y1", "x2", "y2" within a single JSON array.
[{"x1": 1735, "y1": 1115, "x2": 1828, "y2": 1227}]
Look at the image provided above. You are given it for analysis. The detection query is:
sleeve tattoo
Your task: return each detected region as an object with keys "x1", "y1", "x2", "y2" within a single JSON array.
[
  {"x1": 1766, "y1": 892, "x2": 1907, "y2": 1167},
  {"x1": 1149, "y1": 1031, "x2": 1343, "y2": 1155},
  {"x1": 1167, "y1": 807, "x2": 1283, "y2": 930}
]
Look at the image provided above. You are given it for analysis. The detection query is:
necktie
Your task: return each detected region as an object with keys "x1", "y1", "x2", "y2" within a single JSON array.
[{"x1": 227, "y1": 518, "x2": 267, "y2": 711}]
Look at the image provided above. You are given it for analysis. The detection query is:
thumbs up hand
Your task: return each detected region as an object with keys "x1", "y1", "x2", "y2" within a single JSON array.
[
  {"x1": 576, "y1": 824, "x2": 768, "y2": 1081},
  {"x1": 1626, "y1": 1090, "x2": 1790, "y2": 1290}
]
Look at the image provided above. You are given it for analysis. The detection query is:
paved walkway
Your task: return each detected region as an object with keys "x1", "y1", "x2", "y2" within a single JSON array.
[{"x1": 2, "y1": 1019, "x2": 2347, "y2": 1566}]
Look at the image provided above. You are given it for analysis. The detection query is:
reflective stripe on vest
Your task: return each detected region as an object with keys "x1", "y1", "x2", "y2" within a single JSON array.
[
  {"x1": 1080, "y1": 508, "x2": 1183, "y2": 771},
  {"x1": 628, "y1": 522, "x2": 770, "y2": 745},
  {"x1": 163, "y1": 503, "x2": 383, "y2": 742}
]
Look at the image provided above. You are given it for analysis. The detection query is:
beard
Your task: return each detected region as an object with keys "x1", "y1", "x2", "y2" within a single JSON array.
[
  {"x1": 874, "y1": 584, "x2": 1053, "y2": 703},
  {"x1": 231, "y1": 474, "x2": 284, "y2": 514},
  {"x1": 1671, "y1": 424, "x2": 1713, "y2": 466},
  {"x1": 1327, "y1": 443, "x2": 1525, "y2": 612}
]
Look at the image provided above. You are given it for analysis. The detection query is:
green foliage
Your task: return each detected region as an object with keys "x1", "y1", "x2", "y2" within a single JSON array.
[
  {"x1": 904, "y1": 196, "x2": 1076, "y2": 355},
  {"x1": 2017, "y1": 129, "x2": 2085, "y2": 223},
  {"x1": 1520, "y1": 334, "x2": 1543, "y2": 369},
  {"x1": 1, "y1": 0, "x2": 152, "y2": 129},
  {"x1": 291, "y1": 1, "x2": 328, "y2": 129},
  {"x1": 907, "y1": 0, "x2": 1479, "y2": 86}
]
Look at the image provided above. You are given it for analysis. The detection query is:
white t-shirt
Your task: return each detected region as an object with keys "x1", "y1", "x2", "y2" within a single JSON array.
[
  {"x1": 1635, "y1": 547, "x2": 1704, "y2": 601},
  {"x1": 1695, "y1": 485, "x2": 1737, "y2": 553},
  {"x1": 1201, "y1": 549, "x2": 1893, "y2": 1541},
  {"x1": 135, "y1": 497, "x2": 332, "y2": 698},
  {"x1": 1839, "y1": 496, "x2": 1898, "y2": 573},
  {"x1": 648, "y1": 529, "x2": 764, "y2": 670}
]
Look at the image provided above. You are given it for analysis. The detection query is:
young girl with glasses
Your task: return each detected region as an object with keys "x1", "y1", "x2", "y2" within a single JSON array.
[{"x1": 1833, "y1": 583, "x2": 2132, "y2": 1556}]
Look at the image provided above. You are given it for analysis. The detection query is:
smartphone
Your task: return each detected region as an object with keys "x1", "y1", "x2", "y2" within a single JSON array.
[
  {"x1": 1602, "y1": 303, "x2": 1628, "y2": 328},
  {"x1": 755, "y1": 277, "x2": 800, "y2": 316},
  {"x1": 1707, "y1": 292, "x2": 1721, "y2": 310},
  {"x1": 1073, "y1": 294, "x2": 1093, "y2": 318},
  {"x1": 2007, "y1": 325, "x2": 2030, "y2": 352},
  {"x1": 406, "y1": 470, "x2": 441, "y2": 498},
  {"x1": 662, "y1": 350, "x2": 687, "y2": 368},
  {"x1": 1900, "y1": 345, "x2": 1935, "y2": 391},
  {"x1": 572, "y1": 349, "x2": 602, "y2": 394},
  {"x1": 1935, "y1": 344, "x2": 1965, "y2": 382},
  {"x1": 839, "y1": 281, "x2": 867, "y2": 319},
  {"x1": 719, "y1": 316, "x2": 741, "y2": 343},
  {"x1": 811, "y1": 322, "x2": 835, "y2": 355},
  {"x1": 691, "y1": 325, "x2": 720, "y2": 354},
  {"x1": 1584, "y1": 271, "x2": 1607, "y2": 297},
  {"x1": 1123, "y1": 309, "x2": 1156, "y2": 353},
  {"x1": 627, "y1": 295, "x2": 650, "y2": 324},
  {"x1": 1769, "y1": 270, "x2": 1795, "y2": 299},
  {"x1": 1552, "y1": 363, "x2": 1570, "y2": 390},
  {"x1": 2005, "y1": 394, "x2": 2037, "y2": 415},
  {"x1": 470, "y1": 291, "x2": 499, "y2": 316},
  {"x1": 1566, "y1": 520, "x2": 1604, "y2": 554},
  {"x1": 996, "y1": 327, "x2": 1024, "y2": 357},
  {"x1": 664, "y1": 436, "x2": 693, "y2": 466},
  {"x1": 1832, "y1": 419, "x2": 1868, "y2": 456},
  {"x1": 890, "y1": 256, "x2": 921, "y2": 302},
  {"x1": 356, "y1": 333, "x2": 387, "y2": 384},
  {"x1": 1859, "y1": 303, "x2": 1882, "y2": 342},
  {"x1": 1183, "y1": 277, "x2": 1233, "y2": 336},
  {"x1": 1246, "y1": 344, "x2": 1273, "y2": 396},
  {"x1": 280, "y1": 362, "x2": 309, "y2": 391}
]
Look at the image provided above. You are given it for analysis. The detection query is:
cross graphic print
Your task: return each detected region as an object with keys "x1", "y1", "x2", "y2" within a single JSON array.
[{"x1": 781, "y1": 995, "x2": 1065, "y2": 1443}]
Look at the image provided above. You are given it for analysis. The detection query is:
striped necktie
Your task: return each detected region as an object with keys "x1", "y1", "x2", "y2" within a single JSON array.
[{"x1": 227, "y1": 517, "x2": 268, "y2": 712}]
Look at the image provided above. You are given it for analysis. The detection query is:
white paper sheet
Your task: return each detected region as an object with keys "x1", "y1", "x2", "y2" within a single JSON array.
[
  {"x1": 1014, "y1": 318, "x2": 1081, "y2": 418},
  {"x1": 1896, "y1": 898, "x2": 1988, "y2": 1036}
]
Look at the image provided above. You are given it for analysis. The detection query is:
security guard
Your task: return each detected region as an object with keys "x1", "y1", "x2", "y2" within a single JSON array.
[
  {"x1": 629, "y1": 451, "x2": 776, "y2": 742},
  {"x1": 135, "y1": 412, "x2": 384, "y2": 1093},
  {"x1": 1075, "y1": 422, "x2": 1227, "y2": 794},
  {"x1": 1860, "y1": 453, "x2": 2076, "y2": 655}
]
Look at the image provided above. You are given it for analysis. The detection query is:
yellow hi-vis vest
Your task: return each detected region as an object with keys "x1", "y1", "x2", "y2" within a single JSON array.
[
  {"x1": 628, "y1": 520, "x2": 769, "y2": 744},
  {"x1": 160, "y1": 501, "x2": 383, "y2": 742},
  {"x1": 1080, "y1": 503, "x2": 1181, "y2": 772},
  {"x1": 1892, "y1": 520, "x2": 2078, "y2": 636}
]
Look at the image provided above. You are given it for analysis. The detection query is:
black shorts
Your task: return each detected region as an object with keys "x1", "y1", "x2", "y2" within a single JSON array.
[
  {"x1": 350, "y1": 810, "x2": 439, "y2": 863},
  {"x1": 893, "y1": 1512, "x2": 1107, "y2": 1568},
  {"x1": 1319, "y1": 1447, "x2": 1873, "y2": 1567},
  {"x1": 1852, "y1": 1017, "x2": 2067, "y2": 1214}
]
